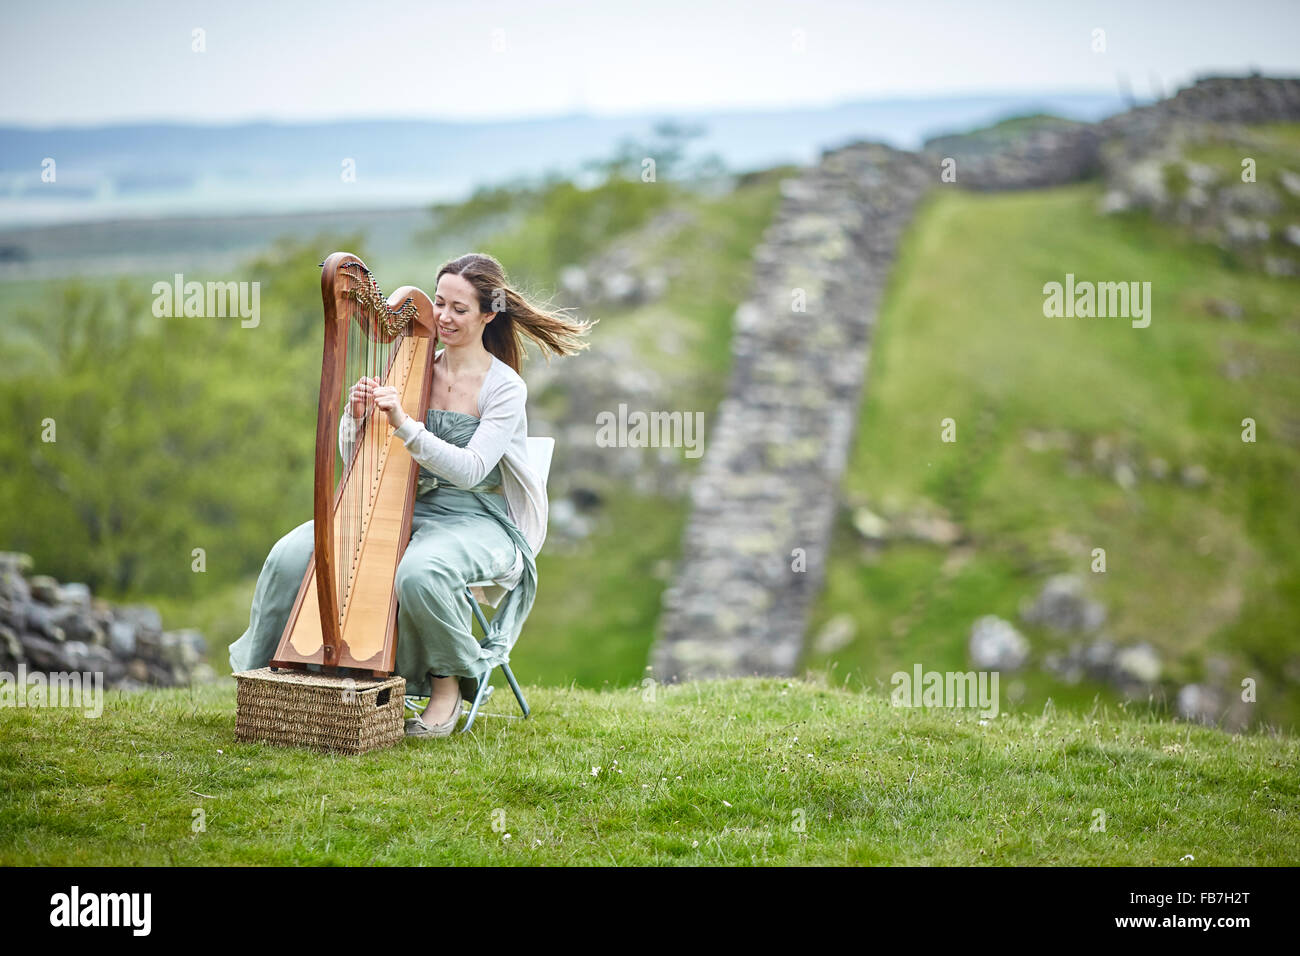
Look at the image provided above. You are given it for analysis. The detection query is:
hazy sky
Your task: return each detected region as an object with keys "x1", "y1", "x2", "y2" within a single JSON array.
[{"x1": 4, "y1": 0, "x2": 1298, "y2": 125}]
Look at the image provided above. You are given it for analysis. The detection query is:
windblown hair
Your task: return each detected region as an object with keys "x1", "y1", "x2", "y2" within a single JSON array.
[{"x1": 436, "y1": 253, "x2": 595, "y2": 374}]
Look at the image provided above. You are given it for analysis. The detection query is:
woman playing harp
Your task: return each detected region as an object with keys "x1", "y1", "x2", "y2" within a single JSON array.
[{"x1": 228, "y1": 253, "x2": 593, "y2": 737}]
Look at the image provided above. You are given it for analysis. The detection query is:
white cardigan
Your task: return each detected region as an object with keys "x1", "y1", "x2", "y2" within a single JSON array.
[{"x1": 338, "y1": 349, "x2": 548, "y2": 608}]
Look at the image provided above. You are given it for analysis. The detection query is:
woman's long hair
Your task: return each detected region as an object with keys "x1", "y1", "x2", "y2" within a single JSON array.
[{"x1": 436, "y1": 253, "x2": 595, "y2": 373}]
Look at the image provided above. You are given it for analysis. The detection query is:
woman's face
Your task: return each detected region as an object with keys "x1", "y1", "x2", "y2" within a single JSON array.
[{"x1": 434, "y1": 273, "x2": 494, "y2": 345}]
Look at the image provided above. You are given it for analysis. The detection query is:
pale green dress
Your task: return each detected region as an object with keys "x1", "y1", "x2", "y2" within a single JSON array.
[{"x1": 227, "y1": 409, "x2": 538, "y2": 701}]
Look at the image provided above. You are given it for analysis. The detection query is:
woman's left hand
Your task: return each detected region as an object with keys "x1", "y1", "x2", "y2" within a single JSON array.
[{"x1": 371, "y1": 385, "x2": 409, "y2": 429}]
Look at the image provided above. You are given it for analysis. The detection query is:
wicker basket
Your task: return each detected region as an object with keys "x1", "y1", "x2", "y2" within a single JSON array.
[{"x1": 234, "y1": 667, "x2": 406, "y2": 755}]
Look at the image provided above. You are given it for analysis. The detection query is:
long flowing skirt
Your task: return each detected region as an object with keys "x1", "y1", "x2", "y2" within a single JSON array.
[{"x1": 227, "y1": 487, "x2": 537, "y2": 701}]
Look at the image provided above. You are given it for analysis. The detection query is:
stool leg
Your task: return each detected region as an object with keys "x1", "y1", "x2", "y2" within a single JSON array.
[
  {"x1": 461, "y1": 587, "x2": 528, "y2": 729},
  {"x1": 500, "y1": 663, "x2": 530, "y2": 718},
  {"x1": 461, "y1": 667, "x2": 493, "y2": 733}
]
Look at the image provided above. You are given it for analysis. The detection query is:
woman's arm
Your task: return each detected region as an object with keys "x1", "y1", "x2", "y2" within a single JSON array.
[
  {"x1": 393, "y1": 378, "x2": 526, "y2": 487},
  {"x1": 339, "y1": 410, "x2": 358, "y2": 462}
]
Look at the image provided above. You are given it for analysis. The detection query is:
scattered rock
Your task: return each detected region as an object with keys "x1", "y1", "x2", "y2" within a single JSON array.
[
  {"x1": 570, "y1": 487, "x2": 603, "y2": 511},
  {"x1": 848, "y1": 504, "x2": 961, "y2": 547},
  {"x1": 812, "y1": 613, "x2": 856, "y2": 655},
  {"x1": 558, "y1": 265, "x2": 589, "y2": 300},
  {"x1": 1112, "y1": 461, "x2": 1138, "y2": 491},
  {"x1": 600, "y1": 271, "x2": 639, "y2": 304},
  {"x1": 1082, "y1": 638, "x2": 1116, "y2": 679},
  {"x1": 850, "y1": 507, "x2": 889, "y2": 542},
  {"x1": 1204, "y1": 297, "x2": 1244, "y2": 320},
  {"x1": 1225, "y1": 216, "x2": 1270, "y2": 244},
  {"x1": 1220, "y1": 183, "x2": 1282, "y2": 218},
  {"x1": 1021, "y1": 575, "x2": 1106, "y2": 634},
  {"x1": 1263, "y1": 255, "x2": 1298, "y2": 277},
  {"x1": 1220, "y1": 357, "x2": 1257, "y2": 381},
  {"x1": 548, "y1": 497, "x2": 593, "y2": 540},
  {"x1": 1177, "y1": 683, "x2": 1223, "y2": 725},
  {"x1": 969, "y1": 616, "x2": 1030, "y2": 671},
  {"x1": 1099, "y1": 190, "x2": 1129, "y2": 214},
  {"x1": 898, "y1": 514, "x2": 962, "y2": 546},
  {"x1": 1113, "y1": 642, "x2": 1162, "y2": 685}
]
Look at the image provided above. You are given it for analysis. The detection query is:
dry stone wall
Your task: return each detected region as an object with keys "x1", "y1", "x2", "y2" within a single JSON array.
[
  {"x1": 651, "y1": 143, "x2": 931, "y2": 680},
  {"x1": 651, "y1": 75, "x2": 1300, "y2": 683}
]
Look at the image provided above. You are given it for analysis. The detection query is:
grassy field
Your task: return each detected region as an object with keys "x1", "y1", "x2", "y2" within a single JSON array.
[
  {"x1": 806, "y1": 164, "x2": 1300, "y2": 730},
  {"x1": 1, "y1": 676, "x2": 1295, "y2": 865}
]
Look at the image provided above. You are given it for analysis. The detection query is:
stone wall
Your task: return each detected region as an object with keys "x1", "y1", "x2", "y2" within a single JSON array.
[
  {"x1": 918, "y1": 75, "x2": 1300, "y2": 191},
  {"x1": 650, "y1": 74, "x2": 1300, "y2": 684},
  {"x1": 651, "y1": 144, "x2": 931, "y2": 680},
  {"x1": 921, "y1": 119, "x2": 1103, "y2": 190},
  {"x1": 0, "y1": 552, "x2": 211, "y2": 687}
]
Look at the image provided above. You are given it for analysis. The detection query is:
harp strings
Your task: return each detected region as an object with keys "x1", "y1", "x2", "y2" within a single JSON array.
[{"x1": 331, "y1": 270, "x2": 418, "y2": 627}]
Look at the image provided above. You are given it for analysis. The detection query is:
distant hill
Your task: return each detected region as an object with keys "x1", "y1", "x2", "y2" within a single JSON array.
[{"x1": 0, "y1": 92, "x2": 1127, "y2": 226}]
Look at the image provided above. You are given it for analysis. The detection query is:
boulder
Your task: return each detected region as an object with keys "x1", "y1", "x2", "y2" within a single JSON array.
[
  {"x1": 59, "y1": 582, "x2": 92, "y2": 611},
  {"x1": 0, "y1": 552, "x2": 33, "y2": 575},
  {"x1": 0, "y1": 566, "x2": 31, "y2": 604},
  {"x1": 24, "y1": 603, "x2": 65, "y2": 643},
  {"x1": 28, "y1": 575, "x2": 61, "y2": 605},
  {"x1": 1177, "y1": 683, "x2": 1223, "y2": 725},
  {"x1": 812, "y1": 613, "x2": 856, "y2": 655},
  {"x1": 850, "y1": 506, "x2": 889, "y2": 542},
  {"x1": 0, "y1": 624, "x2": 22, "y2": 664},
  {"x1": 1021, "y1": 575, "x2": 1106, "y2": 634},
  {"x1": 108, "y1": 619, "x2": 136, "y2": 658},
  {"x1": 18, "y1": 634, "x2": 74, "y2": 671},
  {"x1": 1113, "y1": 642, "x2": 1162, "y2": 685},
  {"x1": 969, "y1": 616, "x2": 1030, "y2": 671}
]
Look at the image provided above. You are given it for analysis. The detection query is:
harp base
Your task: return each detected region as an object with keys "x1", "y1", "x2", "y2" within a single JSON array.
[{"x1": 234, "y1": 667, "x2": 406, "y2": 755}]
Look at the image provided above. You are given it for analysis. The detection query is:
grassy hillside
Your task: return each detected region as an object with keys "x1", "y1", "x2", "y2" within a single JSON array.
[
  {"x1": 806, "y1": 164, "x2": 1300, "y2": 730},
  {"x1": 1, "y1": 677, "x2": 1295, "y2": 865}
]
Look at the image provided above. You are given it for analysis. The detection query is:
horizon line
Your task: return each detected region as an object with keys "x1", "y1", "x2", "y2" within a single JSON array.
[{"x1": 0, "y1": 84, "x2": 1170, "y2": 133}]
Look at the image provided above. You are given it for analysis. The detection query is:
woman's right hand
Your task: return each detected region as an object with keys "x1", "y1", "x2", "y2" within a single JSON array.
[{"x1": 348, "y1": 376, "x2": 380, "y2": 419}]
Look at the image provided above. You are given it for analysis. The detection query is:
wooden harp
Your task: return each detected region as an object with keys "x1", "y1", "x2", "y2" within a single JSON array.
[{"x1": 271, "y1": 252, "x2": 437, "y2": 676}]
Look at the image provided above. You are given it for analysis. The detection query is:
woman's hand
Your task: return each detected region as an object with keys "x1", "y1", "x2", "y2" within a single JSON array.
[
  {"x1": 348, "y1": 376, "x2": 379, "y2": 420},
  {"x1": 371, "y1": 383, "x2": 410, "y2": 429}
]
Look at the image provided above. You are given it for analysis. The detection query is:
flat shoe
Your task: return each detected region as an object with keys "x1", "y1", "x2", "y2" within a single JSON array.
[{"x1": 404, "y1": 690, "x2": 462, "y2": 738}]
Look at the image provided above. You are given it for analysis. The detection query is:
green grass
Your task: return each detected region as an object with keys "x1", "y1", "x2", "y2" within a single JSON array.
[
  {"x1": 807, "y1": 170, "x2": 1300, "y2": 731},
  {"x1": 1, "y1": 677, "x2": 1295, "y2": 865}
]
